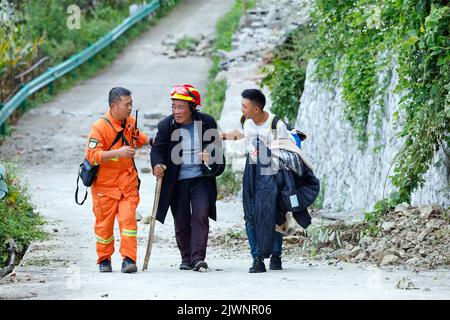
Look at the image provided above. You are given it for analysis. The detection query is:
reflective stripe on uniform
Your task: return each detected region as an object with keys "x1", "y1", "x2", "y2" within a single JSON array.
[
  {"x1": 122, "y1": 229, "x2": 137, "y2": 237},
  {"x1": 96, "y1": 234, "x2": 114, "y2": 244}
]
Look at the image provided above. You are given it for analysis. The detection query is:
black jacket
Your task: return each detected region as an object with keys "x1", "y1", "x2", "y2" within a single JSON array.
[
  {"x1": 243, "y1": 142, "x2": 320, "y2": 258},
  {"x1": 150, "y1": 112, "x2": 225, "y2": 224}
]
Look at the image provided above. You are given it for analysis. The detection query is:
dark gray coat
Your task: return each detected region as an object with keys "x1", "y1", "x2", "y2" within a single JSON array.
[
  {"x1": 243, "y1": 142, "x2": 320, "y2": 258},
  {"x1": 150, "y1": 112, "x2": 225, "y2": 224}
]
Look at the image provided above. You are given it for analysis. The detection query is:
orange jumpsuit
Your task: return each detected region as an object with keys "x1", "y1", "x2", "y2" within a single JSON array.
[{"x1": 86, "y1": 111, "x2": 148, "y2": 264}]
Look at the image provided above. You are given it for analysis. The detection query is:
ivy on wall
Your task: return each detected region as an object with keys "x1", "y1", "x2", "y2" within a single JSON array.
[
  {"x1": 263, "y1": 0, "x2": 449, "y2": 230},
  {"x1": 313, "y1": 0, "x2": 449, "y2": 205}
]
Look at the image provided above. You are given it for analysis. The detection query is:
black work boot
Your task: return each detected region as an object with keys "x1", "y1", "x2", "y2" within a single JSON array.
[
  {"x1": 121, "y1": 257, "x2": 137, "y2": 273},
  {"x1": 269, "y1": 255, "x2": 282, "y2": 270},
  {"x1": 180, "y1": 261, "x2": 193, "y2": 270},
  {"x1": 192, "y1": 261, "x2": 208, "y2": 271},
  {"x1": 99, "y1": 259, "x2": 112, "y2": 272},
  {"x1": 249, "y1": 257, "x2": 266, "y2": 273}
]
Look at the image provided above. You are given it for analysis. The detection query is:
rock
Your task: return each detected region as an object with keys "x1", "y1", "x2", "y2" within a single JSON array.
[
  {"x1": 431, "y1": 205, "x2": 444, "y2": 217},
  {"x1": 335, "y1": 249, "x2": 351, "y2": 261},
  {"x1": 380, "y1": 254, "x2": 400, "y2": 266},
  {"x1": 406, "y1": 257, "x2": 420, "y2": 265},
  {"x1": 251, "y1": 21, "x2": 265, "y2": 28},
  {"x1": 355, "y1": 252, "x2": 367, "y2": 261},
  {"x1": 284, "y1": 235, "x2": 300, "y2": 244},
  {"x1": 197, "y1": 41, "x2": 210, "y2": 52},
  {"x1": 162, "y1": 34, "x2": 177, "y2": 46},
  {"x1": 177, "y1": 50, "x2": 188, "y2": 58},
  {"x1": 417, "y1": 231, "x2": 428, "y2": 242},
  {"x1": 381, "y1": 221, "x2": 396, "y2": 232},
  {"x1": 144, "y1": 112, "x2": 163, "y2": 120},
  {"x1": 142, "y1": 216, "x2": 152, "y2": 225},
  {"x1": 53, "y1": 228, "x2": 58, "y2": 233},
  {"x1": 401, "y1": 239, "x2": 413, "y2": 250},
  {"x1": 394, "y1": 203, "x2": 410, "y2": 214},
  {"x1": 349, "y1": 246, "x2": 361, "y2": 258},
  {"x1": 419, "y1": 205, "x2": 434, "y2": 219},
  {"x1": 140, "y1": 167, "x2": 152, "y2": 174},
  {"x1": 395, "y1": 276, "x2": 417, "y2": 290},
  {"x1": 393, "y1": 249, "x2": 406, "y2": 258},
  {"x1": 405, "y1": 231, "x2": 416, "y2": 241},
  {"x1": 425, "y1": 219, "x2": 444, "y2": 230},
  {"x1": 241, "y1": 28, "x2": 254, "y2": 36}
]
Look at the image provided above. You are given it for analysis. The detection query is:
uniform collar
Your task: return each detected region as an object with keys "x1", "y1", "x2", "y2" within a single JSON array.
[{"x1": 105, "y1": 110, "x2": 128, "y2": 132}]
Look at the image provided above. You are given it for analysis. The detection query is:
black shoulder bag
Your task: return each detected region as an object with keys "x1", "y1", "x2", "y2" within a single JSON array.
[{"x1": 75, "y1": 118, "x2": 125, "y2": 205}]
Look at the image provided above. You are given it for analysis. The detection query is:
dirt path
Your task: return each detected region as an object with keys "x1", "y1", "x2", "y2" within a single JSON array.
[{"x1": 0, "y1": 0, "x2": 449, "y2": 300}]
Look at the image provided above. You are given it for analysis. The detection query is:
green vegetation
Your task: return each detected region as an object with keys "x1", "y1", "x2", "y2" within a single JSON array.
[
  {"x1": 363, "y1": 198, "x2": 390, "y2": 236},
  {"x1": 217, "y1": 164, "x2": 243, "y2": 200},
  {"x1": 312, "y1": 0, "x2": 449, "y2": 207},
  {"x1": 0, "y1": 163, "x2": 46, "y2": 269},
  {"x1": 311, "y1": 179, "x2": 326, "y2": 210},
  {"x1": 203, "y1": 0, "x2": 257, "y2": 120},
  {"x1": 1, "y1": 0, "x2": 180, "y2": 134},
  {"x1": 203, "y1": 0, "x2": 257, "y2": 196},
  {"x1": 261, "y1": 25, "x2": 316, "y2": 126},
  {"x1": 175, "y1": 36, "x2": 199, "y2": 51}
]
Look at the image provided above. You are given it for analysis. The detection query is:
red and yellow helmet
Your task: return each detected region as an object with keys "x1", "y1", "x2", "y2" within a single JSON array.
[{"x1": 170, "y1": 84, "x2": 201, "y2": 106}]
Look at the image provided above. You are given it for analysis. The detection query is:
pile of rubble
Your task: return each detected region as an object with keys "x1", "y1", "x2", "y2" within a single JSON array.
[
  {"x1": 336, "y1": 204, "x2": 449, "y2": 269},
  {"x1": 217, "y1": 0, "x2": 310, "y2": 72},
  {"x1": 161, "y1": 33, "x2": 215, "y2": 58},
  {"x1": 210, "y1": 204, "x2": 450, "y2": 269}
]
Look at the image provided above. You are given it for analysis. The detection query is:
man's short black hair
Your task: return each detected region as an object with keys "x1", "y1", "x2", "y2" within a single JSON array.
[
  {"x1": 108, "y1": 87, "x2": 132, "y2": 106},
  {"x1": 241, "y1": 89, "x2": 266, "y2": 109}
]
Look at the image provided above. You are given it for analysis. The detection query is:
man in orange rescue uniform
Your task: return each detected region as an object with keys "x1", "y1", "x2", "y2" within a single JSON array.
[{"x1": 86, "y1": 87, "x2": 151, "y2": 273}]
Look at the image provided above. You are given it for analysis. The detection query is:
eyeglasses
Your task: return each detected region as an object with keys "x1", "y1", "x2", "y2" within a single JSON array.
[{"x1": 172, "y1": 105, "x2": 188, "y2": 111}]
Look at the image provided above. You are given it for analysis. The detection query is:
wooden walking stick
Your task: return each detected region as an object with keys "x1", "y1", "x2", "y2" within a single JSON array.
[{"x1": 142, "y1": 165, "x2": 166, "y2": 271}]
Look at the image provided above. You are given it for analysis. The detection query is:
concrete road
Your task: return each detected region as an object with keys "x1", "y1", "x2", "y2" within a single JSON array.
[{"x1": 0, "y1": 0, "x2": 449, "y2": 300}]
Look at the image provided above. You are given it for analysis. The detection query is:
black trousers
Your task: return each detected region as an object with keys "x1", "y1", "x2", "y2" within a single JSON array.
[{"x1": 170, "y1": 177, "x2": 210, "y2": 265}]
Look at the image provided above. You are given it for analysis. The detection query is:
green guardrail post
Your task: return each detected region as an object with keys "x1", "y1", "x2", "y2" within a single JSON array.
[
  {"x1": 48, "y1": 82, "x2": 54, "y2": 95},
  {"x1": 0, "y1": 104, "x2": 7, "y2": 136},
  {"x1": 0, "y1": 0, "x2": 162, "y2": 133},
  {"x1": 20, "y1": 98, "x2": 27, "y2": 113}
]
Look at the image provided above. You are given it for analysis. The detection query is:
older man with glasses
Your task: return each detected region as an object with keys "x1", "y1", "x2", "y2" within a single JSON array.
[{"x1": 150, "y1": 84, "x2": 225, "y2": 271}]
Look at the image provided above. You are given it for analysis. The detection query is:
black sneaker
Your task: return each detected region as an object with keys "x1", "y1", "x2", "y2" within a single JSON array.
[
  {"x1": 99, "y1": 259, "x2": 112, "y2": 273},
  {"x1": 192, "y1": 261, "x2": 208, "y2": 271},
  {"x1": 180, "y1": 262, "x2": 193, "y2": 270},
  {"x1": 269, "y1": 255, "x2": 282, "y2": 270},
  {"x1": 121, "y1": 257, "x2": 137, "y2": 273},
  {"x1": 249, "y1": 257, "x2": 266, "y2": 273}
]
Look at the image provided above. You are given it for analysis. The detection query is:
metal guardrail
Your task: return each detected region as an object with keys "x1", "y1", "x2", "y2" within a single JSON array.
[{"x1": 0, "y1": 0, "x2": 160, "y2": 130}]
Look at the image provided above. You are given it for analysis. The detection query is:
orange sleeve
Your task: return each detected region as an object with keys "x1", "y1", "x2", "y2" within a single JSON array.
[{"x1": 86, "y1": 124, "x2": 105, "y2": 165}]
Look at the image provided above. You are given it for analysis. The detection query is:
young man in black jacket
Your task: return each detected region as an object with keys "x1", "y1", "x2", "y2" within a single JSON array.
[
  {"x1": 150, "y1": 84, "x2": 225, "y2": 271},
  {"x1": 220, "y1": 89, "x2": 291, "y2": 273}
]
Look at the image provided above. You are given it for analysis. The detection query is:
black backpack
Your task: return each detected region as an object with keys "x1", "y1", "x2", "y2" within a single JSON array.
[{"x1": 240, "y1": 114, "x2": 307, "y2": 147}]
